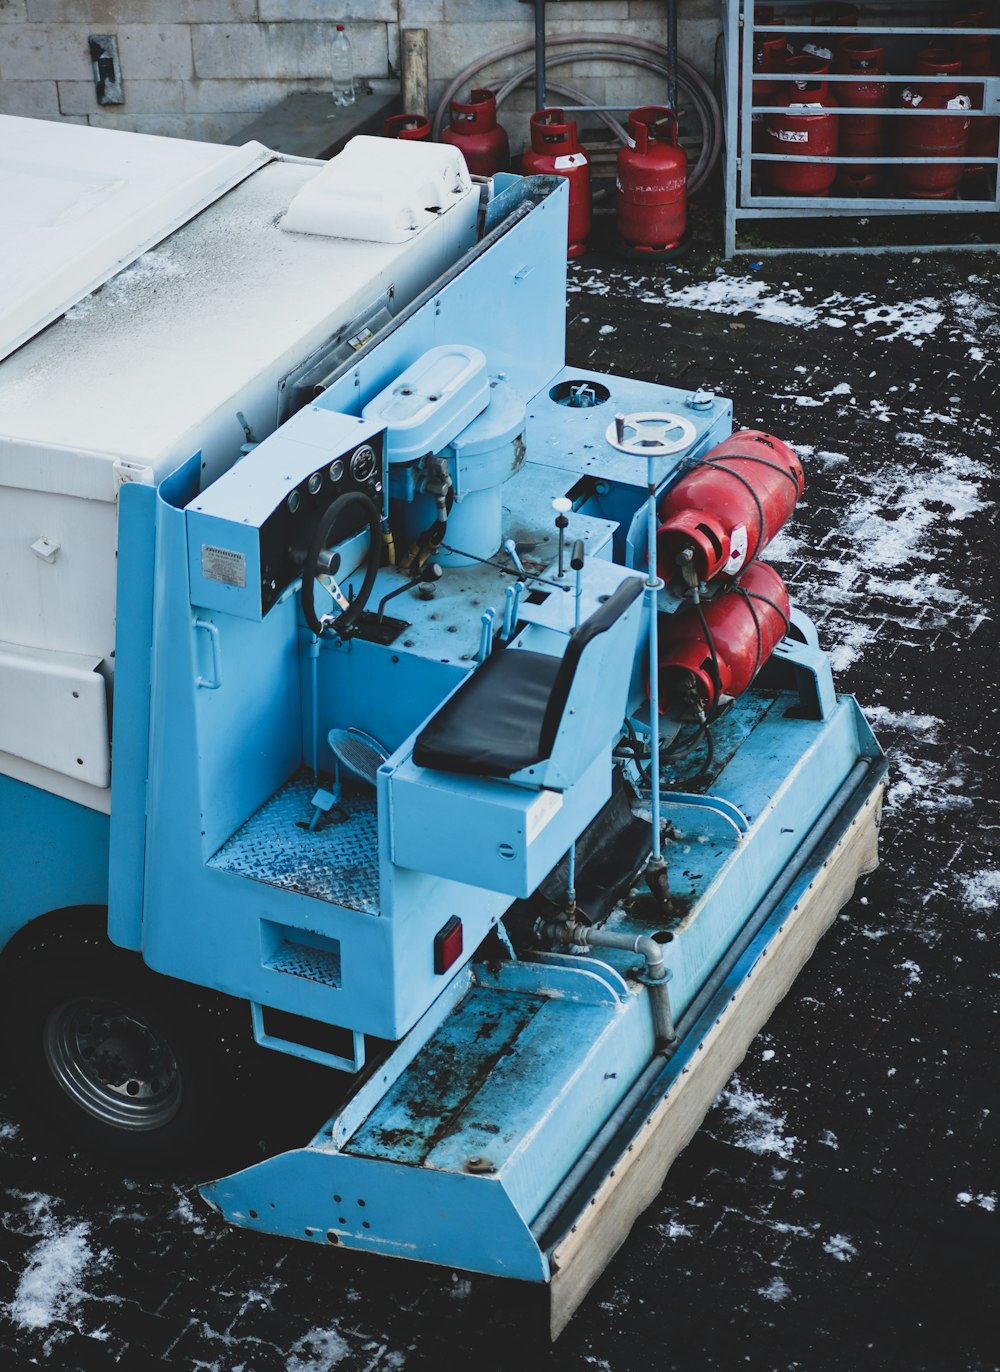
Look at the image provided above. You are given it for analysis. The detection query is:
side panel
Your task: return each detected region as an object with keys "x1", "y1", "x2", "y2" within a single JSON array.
[{"x1": 0, "y1": 775, "x2": 109, "y2": 952}]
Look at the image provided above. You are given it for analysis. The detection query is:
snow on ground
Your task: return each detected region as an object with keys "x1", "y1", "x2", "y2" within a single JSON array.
[
  {"x1": 711, "y1": 1078, "x2": 798, "y2": 1160},
  {"x1": 9, "y1": 1223, "x2": 95, "y2": 1332}
]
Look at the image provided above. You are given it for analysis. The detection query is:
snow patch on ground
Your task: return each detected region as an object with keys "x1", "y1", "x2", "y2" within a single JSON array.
[
  {"x1": 758, "y1": 1275, "x2": 791, "y2": 1302},
  {"x1": 714, "y1": 1078, "x2": 797, "y2": 1159},
  {"x1": 823, "y1": 1234, "x2": 858, "y2": 1262},
  {"x1": 959, "y1": 869, "x2": 1000, "y2": 913},
  {"x1": 957, "y1": 1191, "x2": 997, "y2": 1212},
  {"x1": 8, "y1": 1222, "x2": 94, "y2": 1331},
  {"x1": 286, "y1": 1328, "x2": 351, "y2": 1370}
]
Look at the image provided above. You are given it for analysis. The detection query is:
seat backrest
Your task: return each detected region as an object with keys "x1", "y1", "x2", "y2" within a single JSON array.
[
  {"x1": 538, "y1": 578, "x2": 644, "y2": 757},
  {"x1": 512, "y1": 576, "x2": 646, "y2": 791}
]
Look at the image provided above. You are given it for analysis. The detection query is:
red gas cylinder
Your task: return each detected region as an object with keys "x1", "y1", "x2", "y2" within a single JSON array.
[
  {"x1": 521, "y1": 109, "x2": 592, "y2": 257},
  {"x1": 834, "y1": 38, "x2": 889, "y2": 194},
  {"x1": 751, "y1": 35, "x2": 793, "y2": 191},
  {"x1": 656, "y1": 430, "x2": 804, "y2": 586},
  {"x1": 953, "y1": 14, "x2": 999, "y2": 182},
  {"x1": 616, "y1": 106, "x2": 687, "y2": 252},
  {"x1": 896, "y1": 48, "x2": 972, "y2": 198},
  {"x1": 804, "y1": 3, "x2": 859, "y2": 61},
  {"x1": 383, "y1": 113, "x2": 431, "y2": 141},
  {"x1": 658, "y1": 561, "x2": 791, "y2": 710},
  {"x1": 440, "y1": 88, "x2": 510, "y2": 176},
  {"x1": 763, "y1": 56, "x2": 840, "y2": 196}
]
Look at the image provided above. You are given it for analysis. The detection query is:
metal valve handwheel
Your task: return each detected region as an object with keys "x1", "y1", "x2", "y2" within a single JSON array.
[{"x1": 606, "y1": 411, "x2": 697, "y2": 456}]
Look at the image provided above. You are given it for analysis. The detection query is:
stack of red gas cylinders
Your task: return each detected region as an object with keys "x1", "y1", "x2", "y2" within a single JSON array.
[{"x1": 754, "y1": 4, "x2": 996, "y2": 200}]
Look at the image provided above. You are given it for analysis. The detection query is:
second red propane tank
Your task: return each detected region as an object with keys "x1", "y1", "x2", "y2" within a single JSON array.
[
  {"x1": 616, "y1": 106, "x2": 688, "y2": 252},
  {"x1": 440, "y1": 88, "x2": 510, "y2": 175},
  {"x1": 659, "y1": 561, "x2": 792, "y2": 710},
  {"x1": 657, "y1": 430, "x2": 804, "y2": 585},
  {"x1": 834, "y1": 38, "x2": 888, "y2": 194},
  {"x1": 763, "y1": 56, "x2": 840, "y2": 196},
  {"x1": 383, "y1": 113, "x2": 431, "y2": 141},
  {"x1": 521, "y1": 108, "x2": 592, "y2": 257},
  {"x1": 895, "y1": 48, "x2": 972, "y2": 198}
]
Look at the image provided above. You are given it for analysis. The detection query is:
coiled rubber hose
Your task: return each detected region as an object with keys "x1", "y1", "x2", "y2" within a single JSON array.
[{"x1": 431, "y1": 31, "x2": 721, "y2": 196}]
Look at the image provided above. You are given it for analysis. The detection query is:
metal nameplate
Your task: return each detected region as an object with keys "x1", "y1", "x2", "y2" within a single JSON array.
[{"x1": 201, "y1": 545, "x2": 247, "y2": 588}]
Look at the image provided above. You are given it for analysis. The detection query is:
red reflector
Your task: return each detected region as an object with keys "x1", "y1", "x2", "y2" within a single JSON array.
[{"x1": 433, "y1": 916, "x2": 463, "y2": 974}]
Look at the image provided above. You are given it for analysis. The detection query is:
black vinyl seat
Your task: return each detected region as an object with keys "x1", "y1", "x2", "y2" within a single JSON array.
[{"x1": 413, "y1": 578, "x2": 644, "y2": 779}]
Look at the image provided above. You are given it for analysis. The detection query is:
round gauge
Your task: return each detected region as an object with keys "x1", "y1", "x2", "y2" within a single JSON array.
[
  {"x1": 328, "y1": 459, "x2": 344, "y2": 482},
  {"x1": 350, "y1": 445, "x2": 377, "y2": 483},
  {"x1": 308, "y1": 472, "x2": 323, "y2": 495},
  {"x1": 287, "y1": 490, "x2": 300, "y2": 514}
]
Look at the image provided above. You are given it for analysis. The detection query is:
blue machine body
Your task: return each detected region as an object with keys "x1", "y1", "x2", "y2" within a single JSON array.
[{"x1": 2, "y1": 166, "x2": 884, "y2": 1328}]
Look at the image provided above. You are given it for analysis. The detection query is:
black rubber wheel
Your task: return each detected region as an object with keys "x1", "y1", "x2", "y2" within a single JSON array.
[
  {"x1": 301, "y1": 492, "x2": 383, "y2": 639},
  {"x1": 0, "y1": 929, "x2": 244, "y2": 1169}
]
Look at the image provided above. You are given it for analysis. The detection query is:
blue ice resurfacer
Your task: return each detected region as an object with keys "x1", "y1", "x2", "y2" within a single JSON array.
[{"x1": 0, "y1": 118, "x2": 884, "y2": 1336}]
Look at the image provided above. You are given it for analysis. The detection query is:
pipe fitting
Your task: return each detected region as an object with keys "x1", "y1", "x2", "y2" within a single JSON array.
[{"x1": 542, "y1": 919, "x2": 677, "y2": 1047}]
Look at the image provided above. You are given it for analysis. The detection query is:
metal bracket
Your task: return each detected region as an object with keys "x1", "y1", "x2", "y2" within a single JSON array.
[{"x1": 250, "y1": 1003, "x2": 366, "y2": 1074}]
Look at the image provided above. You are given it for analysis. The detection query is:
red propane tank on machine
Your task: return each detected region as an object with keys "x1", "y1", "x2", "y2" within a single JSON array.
[
  {"x1": 834, "y1": 37, "x2": 889, "y2": 194},
  {"x1": 440, "y1": 88, "x2": 510, "y2": 175},
  {"x1": 895, "y1": 47, "x2": 972, "y2": 198},
  {"x1": 763, "y1": 55, "x2": 840, "y2": 196},
  {"x1": 658, "y1": 561, "x2": 792, "y2": 711},
  {"x1": 616, "y1": 106, "x2": 688, "y2": 253},
  {"x1": 656, "y1": 429, "x2": 805, "y2": 587},
  {"x1": 521, "y1": 108, "x2": 592, "y2": 257}
]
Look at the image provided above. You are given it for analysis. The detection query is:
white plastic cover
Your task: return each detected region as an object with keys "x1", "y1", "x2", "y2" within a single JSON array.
[
  {"x1": 0, "y1": 115, "x2": 269, "y2": 361},
  {"x1": 282, "y1": 135, "x2": 473, "y2": 243}
]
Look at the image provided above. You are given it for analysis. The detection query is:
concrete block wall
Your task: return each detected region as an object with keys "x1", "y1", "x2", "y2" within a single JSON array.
[{"x1": 0, "y1": 0, "x2": 720, "y2": 147}]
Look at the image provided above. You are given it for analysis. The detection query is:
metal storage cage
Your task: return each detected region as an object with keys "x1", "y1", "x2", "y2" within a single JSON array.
[{"x1": 722, "y1": 0, "x2": 1000, "y2": 254}]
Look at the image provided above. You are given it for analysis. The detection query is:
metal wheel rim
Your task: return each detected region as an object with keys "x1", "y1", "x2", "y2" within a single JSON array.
[{"x1": 43, "y1": 996, "x2": 182, "y2": 1131}]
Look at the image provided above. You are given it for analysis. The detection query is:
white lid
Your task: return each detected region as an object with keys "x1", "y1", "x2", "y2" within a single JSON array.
[
  {"x1": 282, "y1": 135, "x2": 473, "y2": 243},
  {"x1": 0, "y1": 115, "x2": 269, "y2": 361}
]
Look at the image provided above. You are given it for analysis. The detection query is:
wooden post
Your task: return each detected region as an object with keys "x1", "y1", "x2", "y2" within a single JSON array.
[{"x1": 401, "y1": 28, "x2": 429, "y2": 118}]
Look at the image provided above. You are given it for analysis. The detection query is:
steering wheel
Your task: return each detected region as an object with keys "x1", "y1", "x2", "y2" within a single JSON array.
[{"x1": 301, "y1": 492, "x2": 383, "y2": 639}]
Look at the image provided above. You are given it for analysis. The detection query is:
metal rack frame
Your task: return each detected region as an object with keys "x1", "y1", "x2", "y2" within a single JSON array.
[{"x1": 723, "y1": 0, "x2": 1000, "y2": 254}]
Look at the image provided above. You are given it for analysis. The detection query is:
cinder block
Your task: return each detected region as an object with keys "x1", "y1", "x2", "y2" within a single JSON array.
[
  {"x1": 116, "y1": 25, "x2": 194, "y2": 80},
  {"x1": 0, "y1": 1, "x2": 28, "y2": 23},
  {"x1": 259, "y1": 1, "x2": 397, "y2": 20},
  {"x1": 87, "y1": 107, "x2": 249, "y2": 141},
  {"x1": 25, "y1": 0, "x2": 253, "y2": 21},
  {"x1": 0, "y1": 25, "x2": 94, "y2": 81},
  {"x1": 193, "y1": 22, "x2": 389, "y2": 80},
  {"x1": 420, "y1": 21, "x2": 528, "y2": 84},
  {"x1": 399, "y1": 0, "x2": 444, "y2": 21},
  {"x1": 0, "y1": 77, "x2": 59, "y2": 115},
  {"x1": 57, "y1": 77, "x2": 186, "y2": 115},
  {"x1": 183, "y1": 76, "x2": 326, "y2": 113}
]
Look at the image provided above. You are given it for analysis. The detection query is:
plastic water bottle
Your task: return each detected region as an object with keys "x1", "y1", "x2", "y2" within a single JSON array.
[{"x1": 331, "y1": 24, "x2": 355, "y2": 107}]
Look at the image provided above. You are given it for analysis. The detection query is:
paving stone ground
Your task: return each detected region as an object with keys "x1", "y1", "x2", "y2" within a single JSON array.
[{"x1": 1, "y1": 208, "x2": 998, "y2": 1372}]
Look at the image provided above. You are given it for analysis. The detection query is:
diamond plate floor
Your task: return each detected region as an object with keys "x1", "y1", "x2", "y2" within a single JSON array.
[{"x1": 209, "y1": 769, "x2": 380, "y2": 912}]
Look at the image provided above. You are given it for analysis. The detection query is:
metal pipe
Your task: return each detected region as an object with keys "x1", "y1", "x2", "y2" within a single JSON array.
[
  {"x1": 644, "y1": 453, "x2": 667, "y2": 900},
  {"x1": 531, "y1": 755, "x2": 880, "y2": 1247},
  {"x1": 543, "y1": 919, "x2": 676, "y2": 1047},
  {"x1": 534, "y1": 0, "x2": 546, "y2": 109},
  {"x1": 309, "y1": 635, "x2": 321, "y2": 779},
  {"x1": 666, "y1": 0, "x2": 678, "y2": 112}
]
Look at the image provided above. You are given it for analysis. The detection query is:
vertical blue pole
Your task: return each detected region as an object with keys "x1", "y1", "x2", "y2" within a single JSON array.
[{"x1": 646, "y1": 454, "x2": 663, "y2": 865}]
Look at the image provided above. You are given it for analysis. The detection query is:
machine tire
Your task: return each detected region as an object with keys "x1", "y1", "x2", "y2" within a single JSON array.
[{"x1": 0, "y1": 927, "x2": 244, "y2": 1169}]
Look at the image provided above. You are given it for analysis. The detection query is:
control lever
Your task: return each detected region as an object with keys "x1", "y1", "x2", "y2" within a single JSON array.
[
  {"x1": 503, "y1": 538, "x2": 525, "y2": 577},
  {"x1": 571, "y1": 539, "x2": 585, "y2": 629},
  {"x1": 376, "y1": 562, "x2": 442, "y2": 621},
  {"x1": 552, "y1": 497, "x2": 572, "y2": 577}
]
